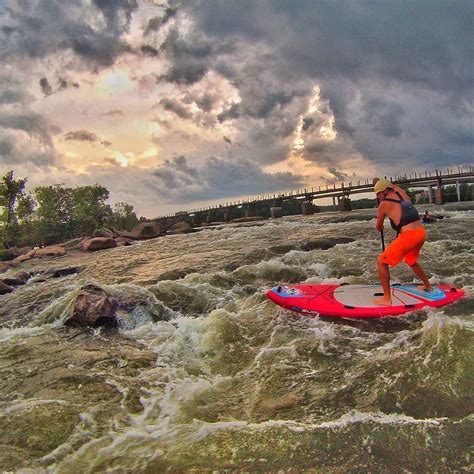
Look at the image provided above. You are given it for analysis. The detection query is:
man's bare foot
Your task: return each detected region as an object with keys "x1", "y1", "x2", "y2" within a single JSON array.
[
  {"x1": 418, "y1": 284, "x2": 433, "y2": 292},
  {"x1": 373, "y1": 296, "x2": 392, "y2": 306}
]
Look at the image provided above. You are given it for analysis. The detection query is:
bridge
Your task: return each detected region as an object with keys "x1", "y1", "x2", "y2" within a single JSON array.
[{"x1": 156, "y1": 166, "x2": 474, "y2": 226}]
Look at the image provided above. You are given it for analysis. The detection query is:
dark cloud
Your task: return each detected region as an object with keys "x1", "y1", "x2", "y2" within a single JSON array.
[
  {"x1": 1, "y1": 0, "x2": 136, "y2": 67},
  {"x1": 182, "y1": 0, "x2": 473, "y2": 170},
  {"x1": 217, "y1": 103, "x2": 240, "y2": 122},
  {"x1": 150, "y1": 155, "x2": 304, "y2": 203},
  {"x1": 144, "y1": 6, "x2": 177, "y2": 36},
  {"x1": 160, "y1": 98, "x2": 192, "y2": 120},
  {"x1": 159, "y1": 27, "x2": 215, "y2": 85},
  {"x1": 39, "y1": 77, "x2": 53, "y2": 96},
  {"x1": 64, "y1": 130, "x2": 100, "y2": 142},
  {"x1": 140, "y1": 44, "x2": 159, "y2": 57}
]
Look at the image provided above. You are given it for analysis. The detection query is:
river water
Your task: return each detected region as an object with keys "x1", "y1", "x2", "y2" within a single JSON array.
[{"x1": 1, "y1": 205, "x2": 473, "y2": 472}]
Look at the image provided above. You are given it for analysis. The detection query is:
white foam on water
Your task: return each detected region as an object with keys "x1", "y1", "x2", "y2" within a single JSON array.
[
  {"x1": 2, "y1": 398, "x2": 67, "y2": 415},
  {"x1": 0, "y1": 324, "x2": 51, "y2": 342}
]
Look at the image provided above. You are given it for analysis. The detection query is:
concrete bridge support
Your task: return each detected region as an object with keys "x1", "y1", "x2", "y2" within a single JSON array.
[
  {"x1": 244, "y1": 204, "x2": 257, "y2": 218},
  {"x1": 338, "y1": 197, "x2": 352, "y2": 212},
  {"x1": 456, "y1": 180, "x2": 461, "y2": 202},
  {"x1": 435, "y1": 178, "x2": 444, "y2": 205},
  {"x1": 223, "y1": 207, "x2": 233, "y2": 222},
  {"x1": 428, "y1": 185, "x2": 433, "y2": 204},
  {"x1": 301, "y1": 199, "x2": 314, "y2": 215},
  {"x1": 270, "y1": 207, "x2": 282, "y2": 218}
]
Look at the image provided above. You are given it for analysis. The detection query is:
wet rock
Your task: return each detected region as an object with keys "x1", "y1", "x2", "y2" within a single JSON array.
[
  {"x1": 81, "y1": 237, "x2": 117, "y2": 252},
  {"x1": 130, "y1": 221, "x2": 162, "y2": 239},
  {"x1": 269, "y1": 244, "x2": 297, "y2": 255},
  {"x1": 167, "y1": 221, "x2": 192, "y2": 235},
  {"x1": 115, "y1": 236, "x2": 135, "y2": 247},
  {"x1": 0, "y1": 280, "x2": 14, "y2": 295},
  {"x1": 65, "y1": 284, "x2": 117, "y2": 327},
  {"x1": 58, "y1": 237, "x2": 87, "y2": 251},
  {"x1": 44, "y1": 266, "x2": 82, "y2": 279},
  {"x1": 2, "y1": 271, "x2": 30, "y2": 286},
  {"x1": 32, "y1": 246, "x2": 66, "y2": 258},
  {"x1": 299, "y1": 237, "x2": 355, "y2": 251},
  {"x1": 12, "y1": 254, "x2": 32, "y2": 264}
]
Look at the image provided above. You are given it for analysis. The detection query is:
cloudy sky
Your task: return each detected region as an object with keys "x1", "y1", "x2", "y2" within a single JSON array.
[{"x1": 0, "y1": 0, "x2": 472, "y2": 217}]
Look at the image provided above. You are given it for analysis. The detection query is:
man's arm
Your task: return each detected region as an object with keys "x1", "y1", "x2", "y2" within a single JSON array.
[{"x1": 375, "y1": 203, "x2": 386, "y2": 232}]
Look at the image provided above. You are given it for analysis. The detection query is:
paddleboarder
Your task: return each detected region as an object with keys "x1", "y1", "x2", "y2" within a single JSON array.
[{"x1": 373, "y1": 178, "x2": 433, "y2": 305}]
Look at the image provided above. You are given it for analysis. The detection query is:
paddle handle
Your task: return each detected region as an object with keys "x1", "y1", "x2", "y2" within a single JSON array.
[{"x1": 381, "y1": 229, "x2": 385, "y2": 251}]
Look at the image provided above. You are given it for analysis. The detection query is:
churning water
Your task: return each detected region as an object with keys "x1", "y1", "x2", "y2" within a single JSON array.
[{"x1": 1, "y1": 205, "x2": 473, "y2": 472}]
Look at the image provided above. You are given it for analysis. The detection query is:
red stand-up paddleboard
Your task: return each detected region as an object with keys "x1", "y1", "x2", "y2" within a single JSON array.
[{"x1": 266, "y1": 283, "x2": 465, "y2": 318}]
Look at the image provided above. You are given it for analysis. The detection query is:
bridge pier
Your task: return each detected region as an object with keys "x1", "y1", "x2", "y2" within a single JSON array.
[
  {"x1": 427, "y1": 185, "x2": 433, "y2": 204},
  {"x1": 244, "y1": 204, "x2": 257, "y2": 218},
  {"x1": 270, "y1": 206, "x2": 282, "y2": 218},
  {"x1": 223, "y1": 207, "x2": 234, "y2": 222},
  {"x1": 301, "y1": 197, "x2": 315, "y2": 215},
  {"x1": 456, "y1": 180, "x2": 461, "y2": 202},
  {"x1": 338, "y1": 197, "x2": 352, "y2": 212},
  {"x1": 435, "y1": 178, "x2": 444, "y2": 205}
]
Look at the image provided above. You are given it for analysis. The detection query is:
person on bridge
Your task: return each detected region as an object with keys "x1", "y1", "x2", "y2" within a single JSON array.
[{"x1": 372, "y1": 178, "x2": 433, "y2": 305}]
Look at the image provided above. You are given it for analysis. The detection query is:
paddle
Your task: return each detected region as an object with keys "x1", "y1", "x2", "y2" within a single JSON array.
[{"x1": 376, "y1": 192, "x2": 385, "y2": 251}]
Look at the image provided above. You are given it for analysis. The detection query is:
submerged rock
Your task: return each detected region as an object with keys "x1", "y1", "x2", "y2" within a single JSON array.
[
  {"x1": 66, "y1": 284, "x2": 117, "y2": 327},
  {"x1": 2, "y1": 271, "x2": 30, "y2": 286},
  {"x1": 44, "y1": 266, "x2": 82, "y2": 279},
  {"x1": 0, "y1": 280, "x2": 14, "y2": 295},
  {"x1": 299, "y1": 237, "x2": 355, "y2": 251}
]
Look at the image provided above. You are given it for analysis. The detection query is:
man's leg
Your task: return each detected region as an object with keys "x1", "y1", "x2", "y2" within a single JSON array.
[
  {"x1": 373, "y1": 259, "x2": 392, "y2": 305},
  {"x1": 409, "y1": 263, "x2": 432, "y2": 291}
]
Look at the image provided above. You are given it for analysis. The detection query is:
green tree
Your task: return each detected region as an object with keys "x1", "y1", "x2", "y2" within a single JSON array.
[
  {"x1": 34, "y1": 184, "x2": 75, "y2": 245},
  {"x1": 72, "y1": 184, "x2": 111, "y2": 235},
  {"x1": 0, "y1": 170, "x2": 27, "y2": 229},
  {"x1": 112, "y1": 202, "x2": 139, "y2": 231},
  {"x1": 0, "y1": 170, "x2": 28, "y2": 247}
]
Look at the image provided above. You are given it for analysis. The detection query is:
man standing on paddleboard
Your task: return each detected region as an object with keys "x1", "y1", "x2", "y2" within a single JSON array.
[{"x1": 373, "y1": 178, "x2": 433, "y2": 305}]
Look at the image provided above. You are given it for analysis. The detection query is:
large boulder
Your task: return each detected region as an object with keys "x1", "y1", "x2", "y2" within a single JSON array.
[
  {"x1": 2, "y1": 271, "x2": 30, "y2": 286},
  {"x1": 58, "y1": 237, "x2": 87, "y2": 251},
  {"x1": 130, "y1": 221, "x2": 162, "y2": 240},
  {"x1": 65, "y1": 284, "x2": 117, "y2": 327},
  {"x1": 12, "y1": 253, "x2": 32, "y2": 264},
  {"x1": 32, "y1": 246, "x2": 66, "y2": 258},
  {"x1": 81, "y1": 237, "x2": 117, "y2": 252},
  {"x1": 0, "y1": 280, "x2": 14, "y2": 295},
  {"x1": 167, "y1": 221, "x2": 192, "y2": 235}
]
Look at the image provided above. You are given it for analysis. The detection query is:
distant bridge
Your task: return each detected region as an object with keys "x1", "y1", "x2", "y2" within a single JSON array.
[{"x1": 156, "y1": 166, "x2": 474, "y2": 225}]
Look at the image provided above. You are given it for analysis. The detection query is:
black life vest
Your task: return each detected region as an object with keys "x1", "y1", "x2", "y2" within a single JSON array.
[{"x1": 383, "y1": 191, "x2": 419, "y2": 234}]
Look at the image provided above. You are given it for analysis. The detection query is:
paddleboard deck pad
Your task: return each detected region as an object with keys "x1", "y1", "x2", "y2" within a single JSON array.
[{"x1": 266, "y1": 284, "x2": 464, "y2": 318}]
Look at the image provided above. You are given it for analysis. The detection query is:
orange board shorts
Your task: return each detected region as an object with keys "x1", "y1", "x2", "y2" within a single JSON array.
[{"x1": 378, "y1": 227, "x2": 426, "y2": 267}]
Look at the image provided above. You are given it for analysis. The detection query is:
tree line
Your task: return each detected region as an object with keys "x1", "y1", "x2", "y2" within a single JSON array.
[{"x1": 0, "y1": 170, "x2": 141, "y2": 250}]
